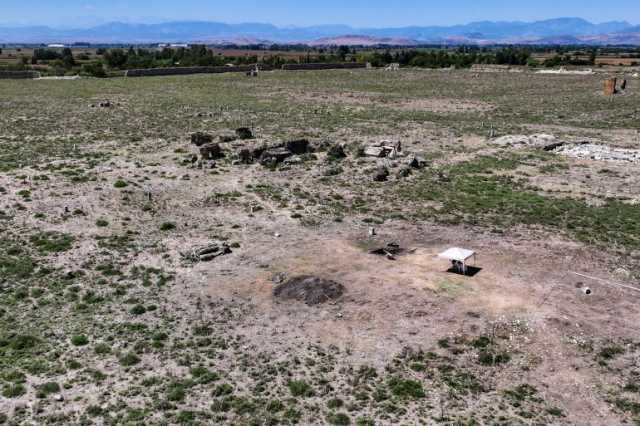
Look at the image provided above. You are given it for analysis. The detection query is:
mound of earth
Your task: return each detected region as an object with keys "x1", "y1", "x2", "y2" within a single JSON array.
[
  {"x1": 273, "y1": 275, "x2": 345, "y2": 305},
  {"x1": 492, "y1": 133, "x2": 557, "y2": 149}
]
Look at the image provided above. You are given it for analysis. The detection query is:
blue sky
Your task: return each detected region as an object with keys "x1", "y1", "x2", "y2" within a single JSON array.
[{"x1": 2, "y1": 0, "x2": 638, "y2": 28}]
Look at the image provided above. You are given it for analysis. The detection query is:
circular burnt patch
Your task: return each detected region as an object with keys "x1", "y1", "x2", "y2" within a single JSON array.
[{"x1": 273, "y1": 275, "x2": 345, "y2": 306}]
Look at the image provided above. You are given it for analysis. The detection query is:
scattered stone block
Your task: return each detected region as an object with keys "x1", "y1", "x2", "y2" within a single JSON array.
[
  {"x1": 286, "y1": 139, "x2": 311, "y2": 155},
  {"x1": 260, "y1": 148, "x2": 293, "y2": 167},
  {"x1": 191, "y1": 132, "x2": 214, "y2": 146},
  {"x1": 200, "y1": 142, "x2": 223, "y2": 160}
]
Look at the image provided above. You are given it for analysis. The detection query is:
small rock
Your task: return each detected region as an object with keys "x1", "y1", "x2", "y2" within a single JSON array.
[
  {"x1": 373, "y1": 166, "x2": 389, "y2": 182},
  {"x1": 219, "y1": 133, "x2": 237, "y2": 143},
  {"x1": 53, "y1": 394, "x2": 64, "y2": 402},
  {"x1": 407, "y1": 156, "x2": 427, "y2": 169},
  {"x1": 614, "y1": 268, "x2": 631, "y2": 279},
  {"x1": 191, "y1": 132, "x2": 214, "y2": 147},
  {"x1": 259, "y1": 148, "x2": 293, "y2": 167},
  {"x1": 199, "y1": 143, "x2": 224, "y2": 160},
  {"x1": 272, "y1": 272, "x2": 288, "y2": 284},
  {"x1": 286, "y1": 139, "x2": 311, "y2": 155},
  {"x1": 238, "y1": 148, "x2": 254, "y2": 164},
  {"x1": 284, "y1": 155, "x2": 303, "y2": 165}
]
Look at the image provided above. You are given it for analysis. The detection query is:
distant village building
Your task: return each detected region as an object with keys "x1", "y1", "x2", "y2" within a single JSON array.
[{"x1": 158, "y1": 43, "x2": 190, "y2": 49}]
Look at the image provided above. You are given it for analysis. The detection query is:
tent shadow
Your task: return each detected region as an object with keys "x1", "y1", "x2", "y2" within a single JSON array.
[{"x1": 446, "y1": 266, "x2": 483, "y2": 277}]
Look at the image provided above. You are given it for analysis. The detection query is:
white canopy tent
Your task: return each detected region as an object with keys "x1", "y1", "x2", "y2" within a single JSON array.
[{"x1": 438, "y1": 247, "x2": 477, "y2": 275}]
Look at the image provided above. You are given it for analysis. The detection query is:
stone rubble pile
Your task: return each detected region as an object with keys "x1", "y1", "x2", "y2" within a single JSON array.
[{"x1": 554, "y1": 144, "x2": 640, "y2": 164}]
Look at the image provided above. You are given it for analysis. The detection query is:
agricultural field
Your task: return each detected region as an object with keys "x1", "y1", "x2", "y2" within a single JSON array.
[{"x1": 1, "y1": 68, "x2": 640, "y2": 425}]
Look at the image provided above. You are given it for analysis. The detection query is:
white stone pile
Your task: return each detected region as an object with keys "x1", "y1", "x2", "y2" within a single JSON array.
[{"x1": 554, "y1": 144, "x2": 640, "y2": 163}]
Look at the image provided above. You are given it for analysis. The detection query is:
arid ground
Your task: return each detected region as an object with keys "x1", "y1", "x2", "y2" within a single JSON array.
[{"x1": 1, "y1": 68, "x2": 640, "y2": 425}]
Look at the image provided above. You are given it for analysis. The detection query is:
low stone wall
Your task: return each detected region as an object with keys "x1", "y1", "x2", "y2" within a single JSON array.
[
  {"x1": 470, "y1": 64, "x2": 523, "y2": 73},
  {"x1": 281, "y1": 62, "x2": 367, "y2": 71},
  {"x1": 0, "y1": 70, "x2": 40, "y2": 79},
  {"x1": 124, "y1": 62, "x2": 367, "y2": 78},
  {"x1": 125, "y1": 65, "x2": 273, "y2": 78}
]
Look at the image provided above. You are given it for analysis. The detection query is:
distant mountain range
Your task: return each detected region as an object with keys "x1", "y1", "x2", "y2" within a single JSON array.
[{"x1": 1, "y1": 18, "x2": 640, "y2": 45}]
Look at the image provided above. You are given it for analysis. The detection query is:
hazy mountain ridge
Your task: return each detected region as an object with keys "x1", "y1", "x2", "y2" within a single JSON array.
[{"x1": 0, "y1": 17, "x2": 639, "y2": 45}]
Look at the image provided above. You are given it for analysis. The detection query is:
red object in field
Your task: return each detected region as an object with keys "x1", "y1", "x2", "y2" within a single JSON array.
[{"x1": 604, "y1": 78, "x2": 617, "y2": 96}]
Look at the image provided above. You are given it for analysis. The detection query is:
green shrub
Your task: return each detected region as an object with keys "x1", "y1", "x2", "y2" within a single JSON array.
[
  {"x1": 437, "y1": 338, "x2": 450, "y2": 348},
  {"x1": 94, "y1": 343, "x2": 111, "y2": 355},
  {"x1": 176, "y1": 410, "x2": 196, "y2": 423},
  {"x1": 16, "y1": 189, "x2": 31, "y2": 199},
  {"x1": 327, "y1": 412, "x2": 351, "y2": 425},
  {"x1": 114, "y1": 179, "x2": 128, "y2": 188},
  {"x1": 231, "y1": 396, "x2": 256, "y2": 415},
  {"x1": 167, "y1": 383, "x2": 186, "y2": 402},
  {"x1": 70, "y1": 335, "x2": 89, "y2": 346},
  {"x1": 3, "y1": 370, "x2": 26, "y2": 383},
  {"x1": 356, "y1": 417, "x2": 375, "y2": 426},
  {"x1": 3, "y1": 334, "x2": 40, "y2": 352},
  {"x1": 615, "y1": 398, "x2": 640, "y2": 415},
  {"x1": 387, "y1": 377, "x2": 425, "y2": 399},
  {"x1": 211, "y1": 398, "x2": 231, "y2": 412},
  {"x1": 212, "y1": 383, "x2": 233, "y2": 397},
  {"x1": 327, "y1": 398, "x2": 344, "y2": 409},
  {"x1": 2, "y1": 383, "x2": 26, "y2": 398},
  {"x1": 95, "y1": 219, "x2": 109, "y2": 227},
  {"x1": 37, "y1": 382, "x2": 60, "y2": 398},
  {"x1": 67, "y1": 359, "x2": 82, "y2": 370},
  {"x1": 471, "y1": 336, "x2": 491, "y2": 349},
  {"x1": 478, "y1": 351, "x2": 511, "y2": 366},
  {"x1": 30, "y1": 232, "x2": 74, "y2": 253},
  {"x1": 82, "y1": 62, "x2": 107, "y2": 78},
  {"x1": 190, "y1": 367, "x2": 219, "y2": 384},
  {"x1": 599, "y1": 345, "x2": 625, "y2": 360},
  {"x1": 287, "y1": 380, "x2": 314, "y2": 398},
  {"x1": 0, "y1": 254, "x2": 36, "y2": 279},
  {"x1": 503, "y1": 384, "x2": 537, "y2": 406},
  {"x1": 266, "y1": 399, "x2": 285, "y2": 413},
  {"x1": 130, "y1": 305, "x2": 147, "y2": 315},
  {"x1": 126, "y1": 408, "x2": 146, "y2": 421},
  {"x1": 159, "y1": 222, "x2": 176, "y2": 231},
  {"x1": 410, "y1": 362, "x2": 426, "y2": 372},
  {"x1": 119, "y1": 352, "x2": 141, "y2": 366},
  {"x1": 86, "y1": 405, "x2": 103, "y2": 416},
  {"x1": 284, "y1": 407, "x2": 302, "y2": 423}
]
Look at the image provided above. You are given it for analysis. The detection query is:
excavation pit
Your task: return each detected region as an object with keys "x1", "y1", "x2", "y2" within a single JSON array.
[{"x1": 273, "y1": 275, "x2": 345, "y2": 306}]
